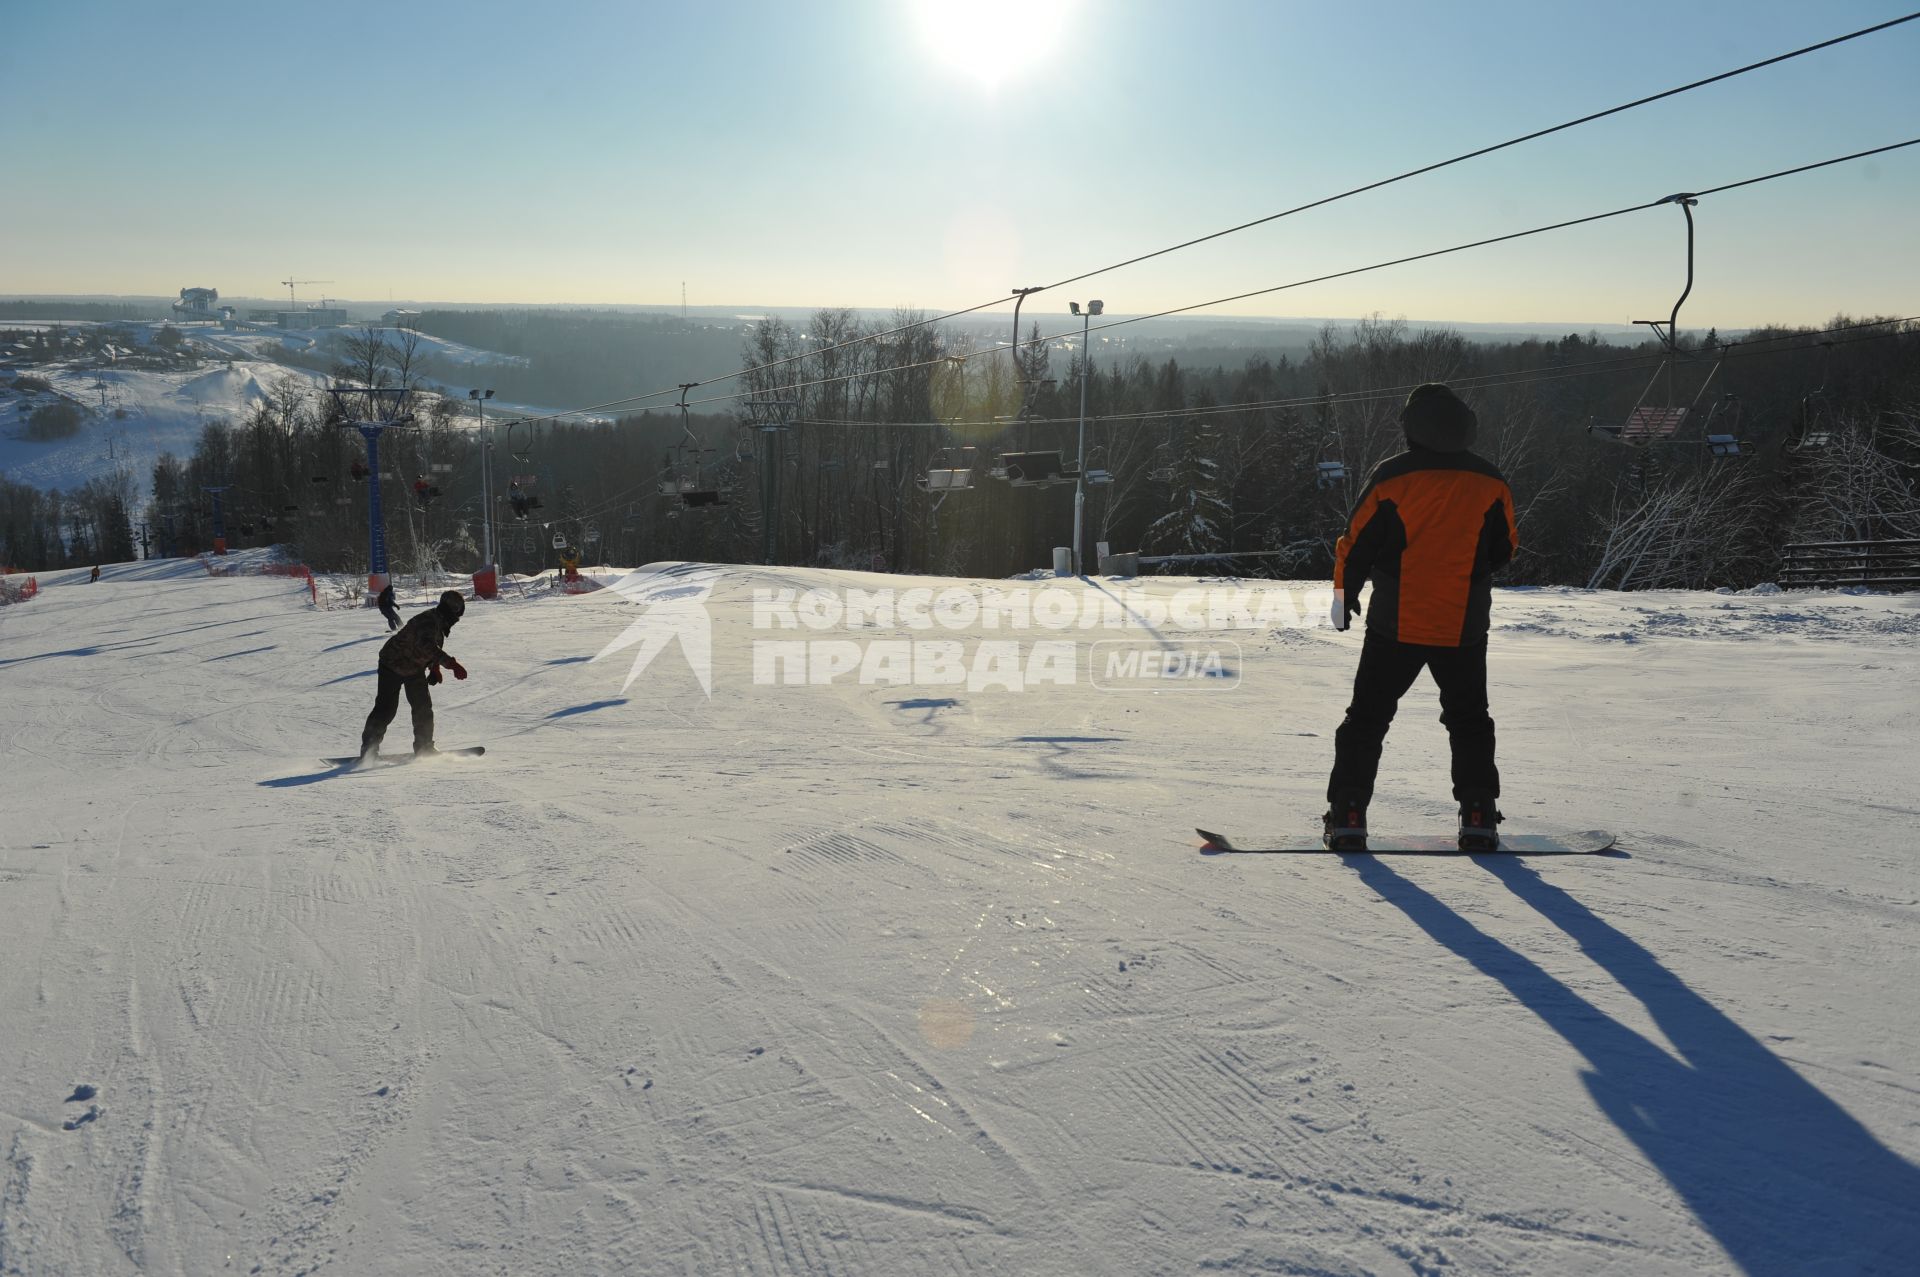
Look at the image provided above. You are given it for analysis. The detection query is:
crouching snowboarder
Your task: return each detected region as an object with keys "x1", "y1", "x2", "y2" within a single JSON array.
[
  {"x1": 361, "y1": 589, "x2": 468, "y2": 761},
  {"x1": 1324, "y1": 383, "x2": 1518, "y2": 852},
  {"x1": 376, "y1": 581, "x2": 401, "y2": 631}
]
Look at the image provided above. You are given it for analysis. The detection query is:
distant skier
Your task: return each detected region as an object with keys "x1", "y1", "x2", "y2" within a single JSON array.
[
  {"x1": 361, "y1": 589, "x2": 468, "y2": 761},
  {"x1": 1324, "y1": 384, "x2": 1518, "y2": 852},
  {"x1": 89, "y1": 565, "x2": 100, "y2": 583},
  {"x1": 376, "y1": 581, "x2": 401, "y2": 631}
]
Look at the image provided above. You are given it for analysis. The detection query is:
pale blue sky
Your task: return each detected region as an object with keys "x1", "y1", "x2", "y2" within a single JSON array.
[{"x1": 2, "y1": 0, "x2": 1915, "y2": 327}]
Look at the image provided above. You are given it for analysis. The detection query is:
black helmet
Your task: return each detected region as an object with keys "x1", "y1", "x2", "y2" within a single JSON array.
[
  {"x1": 1401, "y1": 383, "x2": 1478, "y2": 453},
  {"x1": 438, "y1": 589, "x2": 467, "y2": 623}
]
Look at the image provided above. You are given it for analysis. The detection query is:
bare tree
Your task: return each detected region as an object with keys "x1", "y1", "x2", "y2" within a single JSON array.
[
  {"x1": 1588, "y1": 462, "x2": 1765, "y2": 589},
  {"x1": 1788, "y1": 410, "x2": 1920, "y2": 542}
]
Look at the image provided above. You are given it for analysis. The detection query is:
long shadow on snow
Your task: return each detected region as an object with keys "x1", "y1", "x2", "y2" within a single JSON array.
[
  {"x1": 547, "y1": 698, "x2": 628, "y2": 720},
  {"x1": 1350, "y1": 853, "x2": 1920, "y2": 1275},
  {"x1": 1, "y1": 614, "x2": 285, "y2": 666},
  {"x1": 205, "y1": 645, "x2": 276, "y2": 662},
  {"x1": 258, "y1": 768, "x2": 351, "y2": 788}
]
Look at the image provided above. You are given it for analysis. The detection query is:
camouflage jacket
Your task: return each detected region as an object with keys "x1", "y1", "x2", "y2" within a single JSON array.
[{"x1": 379, "y1": 608, "x2": 454, "y2": 678}]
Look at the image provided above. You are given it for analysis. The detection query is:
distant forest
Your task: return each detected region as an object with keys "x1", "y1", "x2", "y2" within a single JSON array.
[
  {"x1": 4, "y1": 311, "x2": 1917, "y2": 590},
  {"x1": 0, "y1": 300, "x2": 170, "y2": 322},
  {"x1": 408, "y1": 310, "x2": 748, "y2": 409}
]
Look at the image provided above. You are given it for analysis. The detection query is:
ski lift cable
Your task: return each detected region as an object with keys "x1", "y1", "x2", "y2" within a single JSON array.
[
  {"x1": 1054, "y1": 139, "x2": 1920, "y2": 351},
  {"x1": 655, "y1": 140, "x2": 1920, "y2": 419},
  {"x1": 1036, "y1": 15, "x2": 1920, "y2": 296},
  {"x1": 499, "y1": 17, "x2": 1920, "y2": 430}
]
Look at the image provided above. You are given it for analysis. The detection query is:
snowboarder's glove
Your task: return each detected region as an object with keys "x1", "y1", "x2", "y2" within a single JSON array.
[
  {"x1": 446, "y1": 658, "x2": 467, "y2": 681},
  {"x1": 428, "y1": 665, "x2": 443, "y2": 686},
  {"x1": 1330, "y1": 589, "x2": 1361, "y2": 632}
]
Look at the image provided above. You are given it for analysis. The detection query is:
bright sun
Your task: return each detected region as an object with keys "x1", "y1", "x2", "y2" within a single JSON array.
[{"x1": 913, "y1": 0, "x2": 1077, "y2": 91}]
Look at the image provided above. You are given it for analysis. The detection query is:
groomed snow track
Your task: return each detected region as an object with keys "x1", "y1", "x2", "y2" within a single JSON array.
[{"x1": 2, "y1": 560, "x2": 1916, "y2": 1275}]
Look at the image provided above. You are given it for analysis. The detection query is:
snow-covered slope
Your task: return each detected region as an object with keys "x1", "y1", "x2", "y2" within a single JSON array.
[
  {"x1": 2, "y1": 565, "x2": 1916, "y2": 1275},
  {"x1": 1, "y1": 322, "x2": 599, "y2": 494},
  {"x1": 0, "y1": 357, "x2": 326, "y2": 491}
]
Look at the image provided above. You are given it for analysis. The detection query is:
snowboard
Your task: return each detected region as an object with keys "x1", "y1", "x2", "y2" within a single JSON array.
[
  {"x1": 1196, "y1": 828, "x2": 1615, "y2": 855},
  {"x1": 325, "y1": 746, "x2": 486, "y2": 768}
]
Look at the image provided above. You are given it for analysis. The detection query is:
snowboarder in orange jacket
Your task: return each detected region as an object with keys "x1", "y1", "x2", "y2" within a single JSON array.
[{"x1": 1324, "y1": 383, "x2": 1519, "y2": 852}]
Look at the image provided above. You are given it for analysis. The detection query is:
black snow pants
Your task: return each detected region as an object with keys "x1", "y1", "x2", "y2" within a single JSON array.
[
  {"x1": 1326, "y1": 633, "x2": 1497, "y2": 807},
  {"x1": 362, "y1": 665, "x2": 433, "y2": 756}
]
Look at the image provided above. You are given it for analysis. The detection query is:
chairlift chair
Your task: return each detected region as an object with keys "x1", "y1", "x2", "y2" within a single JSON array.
[
  {"x1": 993, "y1": 450, "x2": 1070, "y2": 488},
  {"x1": 1315, "y1": 460, "x2": 1348, "y2": 490},
  {"x1": 507, "y1": 420, "x2": 535, "y2": 464},
  {"x1": 507, "y1": 476, "x2": 542, "y2": 519},
  {"x1": 917, "y1": 446, "x2": 977, "y2": 493},
  {"x1": 1611, "y1": 405, "x2": 1691, "y2": 445},
  {"x1": 1079, "y1": 445, "x2": 1113, "y2": 487},
  {"x1": 658, "y1": 385, "x2": 728, "y2": 507},
  {"x1": 1787, "y1": 343, "x2": 1838, "y2": 452},
  {"x1": 1604, "y1": 193, "x2": 1726, "y2": 449},
  {"x1": 1698, "y1": 394, "x2": 1748, "y2": 459}
]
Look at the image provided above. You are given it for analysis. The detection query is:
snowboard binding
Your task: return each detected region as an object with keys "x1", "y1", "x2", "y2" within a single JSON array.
[
  {"x1": 1458, "y1": 793, "x2": 1503, "y2": 852},
  {"x1": 1322, "y1": 792, "x2": 1368, "y2": 853}
]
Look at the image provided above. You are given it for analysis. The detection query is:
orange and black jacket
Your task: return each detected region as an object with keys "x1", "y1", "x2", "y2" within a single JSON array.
[{"x1": 1334, "y1": 448, "x2": 1519, "y2": 648}]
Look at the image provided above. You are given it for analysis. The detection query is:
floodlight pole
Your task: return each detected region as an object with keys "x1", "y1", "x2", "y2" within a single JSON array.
[
  {"x1": 1069, "y1": 300, "x2": 1103, "y2": 575},
  {"x1": 470, "y1": 388, "x2": 495, "y2": 568},
  {"x1": 201, "y1": 485, "x2": 231, "y2": 555}
]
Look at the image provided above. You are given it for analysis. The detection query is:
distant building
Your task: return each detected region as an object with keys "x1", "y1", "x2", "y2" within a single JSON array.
[
  {"x1": 276, "y1": 307, "x2": 349, "y2": 330},
  {"x1": 173, "y1": 286, "x2": 220, "y2": 321},
  {"x1": 382, "y1": 309, "x2": 420, "y2": 328}
]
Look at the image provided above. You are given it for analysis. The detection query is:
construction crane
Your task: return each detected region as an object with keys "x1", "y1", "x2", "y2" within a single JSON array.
[{"x1": 281, "y1": 278, "x2": 332, "y2": 308}]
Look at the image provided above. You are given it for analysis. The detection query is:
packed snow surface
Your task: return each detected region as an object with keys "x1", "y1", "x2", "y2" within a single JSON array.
[{"x1": 2, "y1": 562, "x2": 1917, "y2": 1275}]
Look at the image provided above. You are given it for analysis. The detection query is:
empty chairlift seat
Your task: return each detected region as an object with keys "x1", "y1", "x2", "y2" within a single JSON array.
[
  {"x1": 1619, "y1": 405, "x2": 1689, "y2": 445},
  {"x1": 994, "y1": 450, "x2": 1069, "y2": 487}
]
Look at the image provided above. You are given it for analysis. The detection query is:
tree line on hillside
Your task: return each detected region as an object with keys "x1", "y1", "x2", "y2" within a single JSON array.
[
  {"x1": 404, "y1": 310, "x2": 752, "y2": 411},
  {"x1": 0, "y1": 471, "x2": 138, "y2": 571},
  {"x1": 3, "y1": 316, "x2": 1916, "y2": 588}
]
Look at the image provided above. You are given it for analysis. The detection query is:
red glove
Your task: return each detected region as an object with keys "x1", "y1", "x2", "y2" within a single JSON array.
[
  {"x1": 427, "y1": 665, "x2": 443, "y2": 686},
  {"x1": 447, "y1": 658, "x2": 467, "y2": 681}
]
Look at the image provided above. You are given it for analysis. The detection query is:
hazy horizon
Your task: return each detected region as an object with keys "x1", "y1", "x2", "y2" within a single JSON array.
[{"x1": 0, "y1": 292, "x2": 1836, "y2": 339}]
